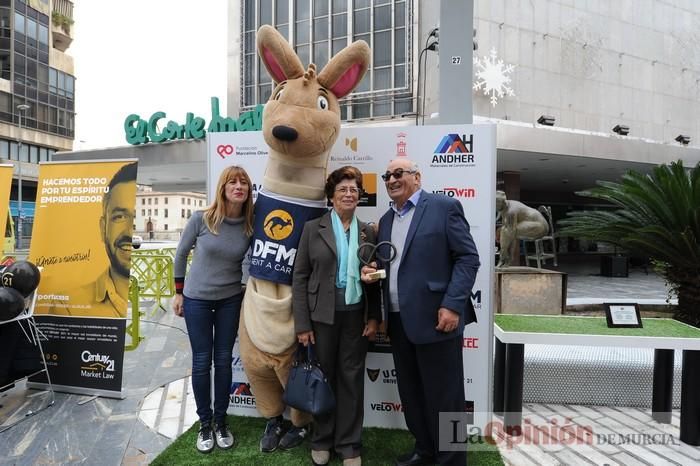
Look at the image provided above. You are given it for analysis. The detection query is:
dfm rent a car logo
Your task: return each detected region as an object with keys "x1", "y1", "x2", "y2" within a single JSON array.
[
  {"x1": 80, "y1": 350, "x2": 115, "y2": 379},
  {"x1": 263, "y1": 209, "x2": 294, "y2": 241}
]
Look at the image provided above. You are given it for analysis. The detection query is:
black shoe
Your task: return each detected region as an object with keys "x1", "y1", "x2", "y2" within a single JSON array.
[
  {"x1": 196, "y1": 424, "x2": 215, "y2": 454},
  {"x1": 259, "y1": 416, "x2": 287, "y2": 452},
  {"x1": 395, "y1": 451, "x2": 434, "y2": 466},
  {"x1": 278, "y1": 423, "x2": 310, "y2": 450},
  {"x1": 214, "y1": 422, "x2": 235, "y2": 449}
]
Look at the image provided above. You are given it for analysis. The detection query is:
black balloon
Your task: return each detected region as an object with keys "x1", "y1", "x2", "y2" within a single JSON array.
[
  {"x1": 0, "y1": 287, "x2": 25, "y2": 321},
  {"x1": 1, "y1": 261, "x2": 41, "y2": 297}
]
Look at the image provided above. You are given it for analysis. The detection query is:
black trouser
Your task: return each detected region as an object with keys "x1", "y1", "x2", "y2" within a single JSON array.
[
  {"x1": 389, "y1": 313, "x2": 467, "y2": 466},
  {"x1": 311, "y1": 309, "x2": 368, "y2": 459}
]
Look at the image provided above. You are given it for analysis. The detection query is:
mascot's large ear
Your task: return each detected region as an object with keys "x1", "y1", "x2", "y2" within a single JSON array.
[
  {"x1": 317, "y1": 40, "x2": 370, "y2": 99},
  {"x1": 257, "y1": 25, "x2": 305, "y2": 83}
]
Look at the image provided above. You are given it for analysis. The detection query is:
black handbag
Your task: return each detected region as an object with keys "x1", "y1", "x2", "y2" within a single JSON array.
[{"x1": 283, "y1": 343, "x2": 335, "y2": 415}]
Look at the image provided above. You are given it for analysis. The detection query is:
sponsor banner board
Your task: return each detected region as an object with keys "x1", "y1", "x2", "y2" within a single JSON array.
[
  {"x1": 209, "y1": 125, "x2": 495, "y2": 429},
  {"x1": 28, "y1": 159, "x2": 138, "y2": 397}
]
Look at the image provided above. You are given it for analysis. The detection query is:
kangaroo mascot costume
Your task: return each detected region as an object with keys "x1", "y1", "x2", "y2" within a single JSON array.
[{"x1": 239, "y1": 25, "x2": 369, "y2": 452}]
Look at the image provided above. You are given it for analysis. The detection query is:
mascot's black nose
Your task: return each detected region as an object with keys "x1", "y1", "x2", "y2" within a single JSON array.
[{"x1": 272, "y1": 125, "x2": 298, "y2": 141}]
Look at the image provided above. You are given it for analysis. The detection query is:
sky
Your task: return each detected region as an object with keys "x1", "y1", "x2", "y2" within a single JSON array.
[{"x1": 71, "y1": 0, "x2": 228, "y2": 150}]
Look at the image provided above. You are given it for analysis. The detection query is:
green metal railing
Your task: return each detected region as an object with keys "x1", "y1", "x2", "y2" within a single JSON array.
[{"x1": 125, "y1": 248, "x2": 179, "y2": 351}]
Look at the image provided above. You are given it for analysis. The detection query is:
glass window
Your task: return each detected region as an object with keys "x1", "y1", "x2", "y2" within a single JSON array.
[
  {"x1": 38, "y1": 24, "x2": 47, "y2": 44},
  {"x1": 148, "y1": 198, "x2": 152, "y2": 204},
  {"x1": 313, "y1": 42, "x2": 328, "y2": 69},
  {"x1": 395, "y1": 1, "x2": 405, "y2": 27},
  {"x1": 332, "y1": 14, "x2": 346, "y2": 37},
  {"x1": 332, "y1": 0, "x2": 347, "y2": 13},
  {"x1": 155, "y1": 197, "x2": 158, "y2": 205},
  {"x1": 276, "y1": 0, "x2": 288, "y2": 24},
  {"x1": 295, "y1": 0, "x2": 310, "y2": 20},
  {"x1": 165, "y1": 197, "x2": 168, "y2": 204},
  {"x1": 313, "y1": 17, "x2": 328, "y2": 41},
  {"x1": 374, "y1": 31, "x2": 391, "y2": 67},
  {"x1": 295, "y1": 19, "x2": 309, "y2": 44},
  {"x1": 374, "y1": 4, "x2": 391, "y2": 30},
  {"x1": 260, "y1": 0, "x2": 272, "y2": 25},
  {"x1": 142, "y1": 209, "x2": 145, "y2": 216},
  {"x1": 25, "y1": 17, "x2": 36, "y2": 39},
  {"x1": 39, "y1": 147, "x2": 47, "y2": 161},
  {"x1": 244, "y1": 0, "x2": 254, "y2": 30},
  {"x1": 353, "y1": 9, "x2": 370, "y2": 34},
  {"x1": 374, "y1": 67, "x2": 391, "y2": 89},
  {"x1": 19, "y1": 143, "x2": 28, "y2": 162},
  {"x1": 395, "y1": 28, "x2": 406, "y2": 63},
  {"x1": 164, "y1": 209, "x2": 168, "y2": 218},
  {"x1": 9, "y1": 141, "x2": 16, "y2": 159},
  {"x1": 141, "y1": 198, "x2": 145, "y2": 205},
  {"x1": 314, "y1": 0, "x2": 328, "y2": 16},
  {"x1": 154, "y1": 209, "x2": 158, "y2": 215},
  {"x1": 29, "y1": 145, "x2": 37, "y2": 163},
  {"x1": 13, "y1": 12, "x2": 23, "y2": 34},
  {"x1": 0, "y1": 139, "x2": 7, "y2": 158}
]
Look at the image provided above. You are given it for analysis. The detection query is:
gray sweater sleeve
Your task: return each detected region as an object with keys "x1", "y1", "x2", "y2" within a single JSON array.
[{"x1": 174, "y1": 211, "x2": 202, "y2": 279}]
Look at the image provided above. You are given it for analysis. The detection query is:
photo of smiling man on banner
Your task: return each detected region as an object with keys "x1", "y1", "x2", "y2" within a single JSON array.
[{"x1": 31, "y1": 160, "x2": 138, "y2": 318}]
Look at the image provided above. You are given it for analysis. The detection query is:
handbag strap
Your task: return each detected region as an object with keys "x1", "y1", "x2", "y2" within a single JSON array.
[{"x1": 307, "y1": 343, "x2": 320, "y2": 365}]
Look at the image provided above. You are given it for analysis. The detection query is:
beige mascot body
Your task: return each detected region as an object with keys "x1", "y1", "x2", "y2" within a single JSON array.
[{"x1": 239, "y1": 25, "x2": 369, "y2": 437}]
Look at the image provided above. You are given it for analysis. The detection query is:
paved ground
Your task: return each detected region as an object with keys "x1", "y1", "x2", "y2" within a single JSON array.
[{"x1": 1, "y1": 257, "x2": 696, "y2": 465}]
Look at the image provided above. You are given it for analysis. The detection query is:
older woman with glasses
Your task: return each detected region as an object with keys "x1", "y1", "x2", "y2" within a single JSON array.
[{"x1": 292, "y1": 166, "x2": 381, "y2": 466}]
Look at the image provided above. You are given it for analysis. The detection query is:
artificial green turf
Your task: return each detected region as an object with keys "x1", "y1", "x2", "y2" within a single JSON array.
[
  {"x1": 495, "y1": 315, "x2": 700, "y2": 338},
  {"x1": 151, "y1": 415, "x2": 504, "y2": 465}
]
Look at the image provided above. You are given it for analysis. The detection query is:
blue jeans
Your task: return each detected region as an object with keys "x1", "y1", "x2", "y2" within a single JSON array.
[{"x1": 183, "y1": 293, "x2": 242, "y2": 425}]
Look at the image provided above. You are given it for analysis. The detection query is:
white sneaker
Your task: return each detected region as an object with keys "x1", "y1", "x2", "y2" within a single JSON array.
[
  {"x1": 196, "y1": 425, "x2": 215, "y2": 453},
  {"x1": 215, "y1": 422, "x2": 235, "y2": 449},
  {"x1": 311, "y1": 449, "x2": 330, "y2": 465}
]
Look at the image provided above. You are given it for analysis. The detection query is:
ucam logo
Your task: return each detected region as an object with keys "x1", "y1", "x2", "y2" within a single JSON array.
[
  {"x1": 433, "y1": 187, "x2": 477, "y2": 198},
  {"x1": 431, "y1": 133, "x2": 475, "y2": 168},
  {"x1": 366, "y1": 368, "x2": 397, "y2": 384},
  {"x1": 370, "y1": 401, "x2": 404, "y2": 412}
]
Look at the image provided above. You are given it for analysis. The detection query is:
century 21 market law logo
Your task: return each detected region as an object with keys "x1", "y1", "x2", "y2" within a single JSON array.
[
  {"x1": 263, "y1": 210, "x2": 294, "y2": 240},
  {"x1": 430, "y1": 133, "x2": 475, "y2": 168},
  {"x1": 80, "y1": 350, "x2": 115, "y2": 380}
]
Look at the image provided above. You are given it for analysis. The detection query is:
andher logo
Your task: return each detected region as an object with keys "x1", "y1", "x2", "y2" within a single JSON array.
[
  {"x1": 433, "y1": 187, "x2": 477, "y2": 198},
  {"x1": 263, "y1": 209, "x2": 294, "y2": 240},
  {"x1": 431, "y1": 133, "x2": 475, "y2": 168},
  {"x1": 230, "y1": 382, "x2": 256, "y2": 407},
  {"x1": 216, "y1": 144, "x2": 235, "y2": 159}
]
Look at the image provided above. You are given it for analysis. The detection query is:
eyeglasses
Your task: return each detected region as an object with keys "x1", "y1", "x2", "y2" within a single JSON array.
[
  {"x1": 335, "y1": 187, "x2": 360, "y2": 195},
  {"x1": 381, "y1": 168, "x2": 417, "y2": 181}
]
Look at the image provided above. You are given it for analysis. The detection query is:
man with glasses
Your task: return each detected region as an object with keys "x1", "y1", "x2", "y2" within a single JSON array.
[
  {"x1": 363, "y1": 158, "x2": 480, "y2": 466},
  {"x1": 51, "y1": 162, "x2": 138, "y2": 318}
]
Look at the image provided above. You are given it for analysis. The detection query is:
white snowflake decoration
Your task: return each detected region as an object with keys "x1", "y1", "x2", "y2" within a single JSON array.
[{"x1": 473, "y1": 48, "x2": 515, "y2": 107}]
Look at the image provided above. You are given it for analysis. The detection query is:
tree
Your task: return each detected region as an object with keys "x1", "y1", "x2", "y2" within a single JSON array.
[{"x1": 559, "y1": 161, "x2": 700, "y2": 326}]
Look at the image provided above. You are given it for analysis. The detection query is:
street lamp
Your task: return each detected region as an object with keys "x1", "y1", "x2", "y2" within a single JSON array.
[{"x1": 16, "y1": 103, "x2": 30, "y2": 250}]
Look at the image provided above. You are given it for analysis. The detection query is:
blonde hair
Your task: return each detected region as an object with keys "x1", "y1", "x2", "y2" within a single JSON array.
[{"x1": 203, "y1": 166, "x2": 254, "y2": 236}]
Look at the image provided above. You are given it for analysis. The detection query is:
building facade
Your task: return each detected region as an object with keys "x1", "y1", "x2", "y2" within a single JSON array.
[
  {"x1": 1, "y1": 0, "x2": 75, "y2": 246},
  {"x1": 134, "y1": 189, "x2": 207, "y2": 241},
  {"x1": 227, "y1": 0, "x2": 700, "y2": 208}
]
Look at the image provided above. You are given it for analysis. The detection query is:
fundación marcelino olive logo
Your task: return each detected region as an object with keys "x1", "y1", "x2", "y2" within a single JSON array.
[{"x1": 263, "y1": 210, "x2": 294, "y2": 241}]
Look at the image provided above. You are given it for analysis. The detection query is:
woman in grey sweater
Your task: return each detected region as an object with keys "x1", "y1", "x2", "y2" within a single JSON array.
[{"x1": 172, "y1": 166, "x2": 254, "y2": 454}]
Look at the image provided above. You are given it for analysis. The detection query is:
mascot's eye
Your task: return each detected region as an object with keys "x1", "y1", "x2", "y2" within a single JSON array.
[
  {"x1": 274, "y1": 89, "x2": 284, "y2": 100},
  {"x1": 317, "y1": 96, "x2": 329, "y2": 110}
]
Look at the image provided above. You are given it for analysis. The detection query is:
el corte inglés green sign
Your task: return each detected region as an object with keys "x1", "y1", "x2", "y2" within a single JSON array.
[{"x1": 124, "y1": 97, "x2": 263, "y2": 145}]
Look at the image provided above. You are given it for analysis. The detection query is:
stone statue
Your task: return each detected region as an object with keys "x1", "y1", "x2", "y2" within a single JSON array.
[{"x1": 496, "y1": 190, "x2": 549, "y2": 267}]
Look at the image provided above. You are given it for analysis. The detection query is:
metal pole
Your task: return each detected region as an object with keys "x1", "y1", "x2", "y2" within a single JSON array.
[
  {"x1": 16, "y1": 103, "x2": 29, "y2": 250},
  {"x1": 438, "y1": 0, "x2": 474, "y2": 124}
]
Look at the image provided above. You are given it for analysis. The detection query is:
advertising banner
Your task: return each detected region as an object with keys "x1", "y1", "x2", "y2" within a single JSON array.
[
  {"x1": 208, "y1": 125, "x2": 495, "y2": 431},
  {"x1": 0, "y1": 164, "x2": 12, "y2": 246},
  {"x1": 28, "y1": 159, "x2": 138, "y2": 397}
]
